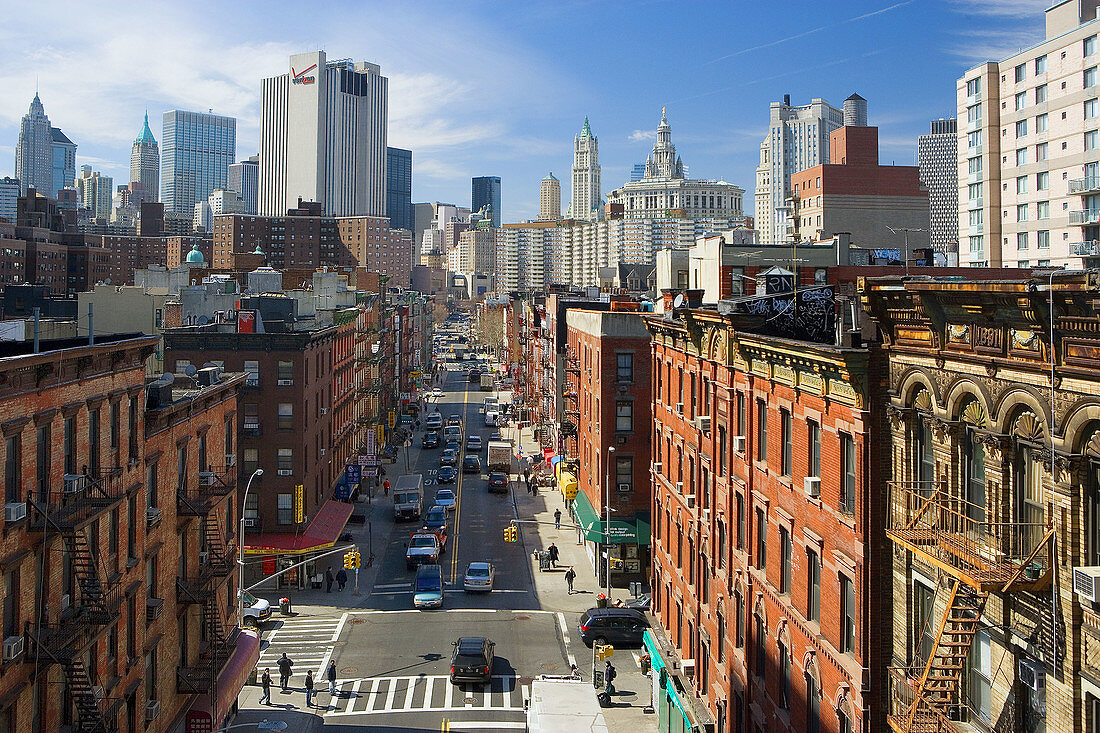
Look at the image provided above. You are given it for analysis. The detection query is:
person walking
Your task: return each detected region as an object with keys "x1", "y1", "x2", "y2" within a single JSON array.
[
  {"x1": 604, "y1": 661, "x2": 616, "y2": 694},
  {"x1": 259, "y1": 668, "x2": 272, "y2": 704},
  {"x1": 326, "y1": 660, "x2": 338, "y2": 695},
  {"x1": 325, "y1": 567, "x2": 335, "y2": 593},
  {"x1": 564, "y1": 566, "x2": 576, "y2": 594},
  {"x1": 304, "y1": 670, "x2": 315, "y2": 707},
  {"x1": 383, "y1": 479, "x2": 390, "y2": 497},
  {"x1": 548, "y1": 543, "x2": 559, "y2": 569},
  {"x1": 336, "y1": 568, "x2": 348, "y2": 592},
  {"x1": 554, "y1": 508, "x2": 562, "y2": 530},
  {"x1": 277, "y1": 653, "x2": 293, "y2": 691}
]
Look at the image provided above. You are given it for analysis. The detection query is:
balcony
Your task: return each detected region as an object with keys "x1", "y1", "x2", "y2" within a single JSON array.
[
  {"x1": 27, "y1": 466, "x2": 125, "y2": 535},
  {"x1": 177, "y1": 470, "x2": 234, "y2": 517},
  {"x1": 1069, "y1": 177, "x2": 1100, "y2": 194},
  {"x1": 1069, "y1": 209, "x2": 1100, "y2": 225},
  {"x1": 176, "y1": 573, "x2": 216, "y2": 605},
  {"x1": 1071, "y1": 240, "x2": 1100, "y2": 256}
]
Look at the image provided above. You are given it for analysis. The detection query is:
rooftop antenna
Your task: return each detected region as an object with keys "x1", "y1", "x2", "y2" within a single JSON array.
[{"x1": 885, "y1": 225, "x2": 926, "y2": 275}]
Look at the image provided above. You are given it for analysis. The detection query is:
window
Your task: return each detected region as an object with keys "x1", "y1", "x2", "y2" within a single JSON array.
[
  {"x1": 36, "y1": 424, "x2": 50, "y2": 498},
  {"x1": 840, "y1": 433, "x2": 856, "y2": 515},
  {"x1": 968, "y1": 156, "x2": 983, "y2": 175},
  {"x1": 806, "y1": 672, "x2": 820, "y2": 733},
  {"x1": 146, "y1": 461, "x2": 158, "y2": 509},
  {"x1": 780, "y1": 526, "x2": 792, "y2": 594},
  {"x1": 1035, "y1": 84, "x2": 1047, "y2": 104},
  {"x1": 1017, "y1": 175, "x2": 1028, "y2": 194},
  {"x1": 914, "y1": 581, "x2": 936, "y2": 668},
  {"x1": 969, "y1": 209, "x2": 983, "y2": 228},
  {"x1": 277, "y1": 493, "x2": 293, "y2": 525},
  {"x1": 616, "y1": 457, "x2": 633, "y2": 493},
  {"x1": 1036, "y1": 113, "x2": 1048, "y2": 132},
  {"x1": 1015, "y1": 91, "x2": 1026, "y2": 110},
  {"x1": 1088, "y1": 99, "x2": 1100, "y2": 120},
  {"x1": 176, "y1": 446, "x2": 187, "y2": 493},
  {"x1": 244, "y1": 360, "x2": 259, "y2": 386},
  {"x1": 1018, "y1": 232, "x2": 1029, "y2": 250},
  {"x1": 110, "y1": 401, "x2": 120, "y2": 450},
  {"x1": 242, "y1": 448, "x2": 258, "y2": 477},
  {"x1": 277, "y1": 448, "x2": 293, "y2": 474},
  {"x1": 808, "y1": 419, "x2": 821, "y2": 477},
  {"x1": 1037, "y1": 172, "x2": 1049, "y2": 191},
  {"x1": 755, "y1": 507, "x2": 766, "y2": 571},
  {"x1": 1089, "y1": 130, "x2": 1100, "y2": 151},
  {"x1": 717, "y1": 609, "x2": 726, "y2": 663},
  {"x1": 754, "y1": 613, "x2": 766, "y2": 678},
  {"x1": 1015, "y1": 63, "x2": 1026, "y2": 83},
  {"x1": 1035, "y1": 54, "x2": 1047, "y2": 74},
  {"x1": 1016, "y1": 119, "x2": 1028, "y2": 137},
  {"x1": 737, "y1": 392, "x2": 746, "y2": 437},
  {"x1": 779, "y1": 640, "x2": 791, "y2": 710},
  {"x1": 756, "y1": 399, "x2": 767, "y2": 462},
  {"x1": 1036, "y1": 142, "x2": 1048, "y2": 161},
  {"x1": 780, "y1": 409, "x2": 792, "y2": 476},
  {"x1": 615, "y1": 400, "x2": 633, "y2": 432},
  {"x1": 1087, "y1": 66, "x2": 1099, "y2": 89},
  {"x1": 64, "y1": 416, "x2": 78, "y2": 475},
  {"x1": 174, "y1": 359, "x2": 191, "y2": 374},
  {"x1": 1016, "y1": 147, "x2": 1027, "y2": 166},
  {"x1": 970, "y1": 630, "x2": 991, "y2": 722},
  {"x1": 717, "y1": 424, "x2": 726, "y2": 477},
  {"x1": 1088, "y1": 35, "x2": 1099, "y2": 56},
  {"x1": 1017, "y1": 203, "x2": 1028, "y2": 222},
  {"x1": 616, "y1": 353, "x2": 633, "y2": 382},
  {"x1": 734, "y1": 590, "x2": 745, "y2": 647},
  {"x1": 736, "y1": 494, "x2": 745, "y2": 550},
  {"x1": 968, "y1": 130, "x2": 982, "y2": 149},
  {"x1": 89, "y1": 408, "x2": 100, "y2": 476},
  {"x1": 807, "y1": 548, "x2": 821, "y2": 622},
  {"x1": 277, "y1": 403, "x2": 293, "y2": 430},
  {"x1": 1038, "y1": 230, "x2": 1050, "y2": 249},
  {"x1": 3, "y1": 570, "x2": 18, "y2": 639},
  {"x1": 965, "y1": 426, "x2": 986, "y2": 523},
  {"x1": 277, "y1": 360, "x2": 294, "y2": 384},
  {"x1": 966, "y1": 104, "x2": 981, "y2": 123},
  {"x1": 841, "y1": 574, "x2": 856, "y2": 655},
  {"x1": 966, "y1": 77, "x2": 981, "y2": 97},
  {"x1": 716, "y1": 520, "x2": 726, "y2": 570}
]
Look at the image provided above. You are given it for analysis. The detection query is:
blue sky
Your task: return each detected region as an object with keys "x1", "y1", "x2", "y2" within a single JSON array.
[{"x1": 0, "y1": 0, "x2": 1049, "y2": 222}]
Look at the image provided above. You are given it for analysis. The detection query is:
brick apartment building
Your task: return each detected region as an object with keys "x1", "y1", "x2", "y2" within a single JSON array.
[
  {"x1": 645, "y1": 291, "x2": 889, "y2": 733},
  {"x1": 565, "y1": 307, "x2": 653, "y2": 587},
  {"x1": 0, "y1": 332, "x2": 252, "y2": 733}
]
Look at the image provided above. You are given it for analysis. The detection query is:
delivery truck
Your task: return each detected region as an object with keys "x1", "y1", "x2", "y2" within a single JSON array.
[
  {"x1": 393, "y1": 474, "x2": 424, "y2": 521},
  {"x1": 525, "y1": 676, "x2": 609, "y2": 733},
  {"x1": 486, "y1": 440, "x2": 512, "y2": 473}
]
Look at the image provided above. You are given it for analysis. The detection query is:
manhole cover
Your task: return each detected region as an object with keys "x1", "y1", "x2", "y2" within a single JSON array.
[
  {"x1": 350, "y1": 618, "x2": 366, "y2": 625},
  {"x1": 514, "y1": 615, "x2": 531, "y2": 621},
  {"x1": 517, "y1": 676, "x2": 534, "y2": 686},
  {"x1": 464, "y1": 696, "x2": 476, "y2": 704},
  {"x1": 341, "y1": 667, "x2": 358, "y2": 675}
]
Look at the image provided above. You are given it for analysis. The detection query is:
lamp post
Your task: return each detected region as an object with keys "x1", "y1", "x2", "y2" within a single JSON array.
[
  {"x1": 238, "y1": 468, "x2": 264, "y2": 624},
  {"x1": 605, "y1": 446, "x2": 615, "y2": 601}
]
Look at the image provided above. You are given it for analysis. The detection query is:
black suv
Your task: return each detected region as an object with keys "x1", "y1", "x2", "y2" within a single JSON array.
[
  {"x1": 422, "y1": 431, "x2": 440, "y2": 449},
  {"x1": 577, "y1": 607, "x2": 650, "y2": 648},
  {"x1": 463, "y1": 455, "x2": 481, "y2": 474},
  {"x1": 487, "y1": 472, "x2": 508, "y2": 494},
  {"x1": 450, "y1": 636, "x2": 495, "y2": 685}
]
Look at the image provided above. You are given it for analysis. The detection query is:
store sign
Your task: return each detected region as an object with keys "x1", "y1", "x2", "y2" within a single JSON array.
[
  {"x1": 294, "y1": 484, "x2": 304, "y2": 524},
  {"x1": 345, "y1": 464, "x2": 361, "y2": 484}
]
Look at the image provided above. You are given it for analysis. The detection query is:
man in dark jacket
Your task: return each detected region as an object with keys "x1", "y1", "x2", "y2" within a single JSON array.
[
  {"x1": 304, "y1": 670, "x2": 315, "y2": 707},
  {"x1": 277, "y1": 653, "x2": 293, "y2": 691},
  {"x1": 336, "y1": 568, "x2": 348, "y2": 591},
  {"x1": 325, "y1": 567, "x2": 335, "y2": 593},
  {"x1": 548, "y1": 543, "x2": 559, "y2": 568},
  {"x1": 260, "y1": 668, "x2": 272, "y2": 704}
]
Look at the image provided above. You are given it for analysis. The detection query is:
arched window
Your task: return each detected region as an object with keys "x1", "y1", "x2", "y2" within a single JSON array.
[
  {"x1": 836, "y1": 695, "x2": 854, "y2": 733},
  {"x1": 911, "y1": 389, "x2": 935, "y2": 493},
  {"x1": 1011, "y1": 410, "x2": 1047, "y2": 552},
  {"x1": 777, "y1": 627, "x2": 791, "y2": 711},
  {"x1": 1084, "y1": 425, "x2": 1100, "y2": 566},
  {"x1": 960, "y1": 399, "x2": 988, "y2": 524},
  {"x1": 805, "y1": 662, "x2": 821, "y2": 733}
]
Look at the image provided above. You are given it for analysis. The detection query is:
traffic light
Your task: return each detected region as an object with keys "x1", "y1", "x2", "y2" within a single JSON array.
[
  {"x1": 503, "y1": 525, "x2": 517, "y2": 543},
  {"x1": 596, "y1": 644, "x2": 614, "y2": 660},
  {"x1": 343, "y1": 551, "x2": 356, "y2": 569},
  {"x1": 351, "y1": 551, "x2": 362, "y2": 569}
]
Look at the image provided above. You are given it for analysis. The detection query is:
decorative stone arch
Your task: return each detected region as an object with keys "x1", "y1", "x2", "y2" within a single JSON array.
[
  {"x1": 999, "y1": 402, "x2": 1050, "y2": 444},
  {"x1": 992, "y1": 388, "x2": 1052, "y2": 438},
  {"x1": 753, "y1": 595, "x2": 767, "y2": 630},
  {"x1": 775, "y1": 618, "x2": 792, "y2": 656},
  {"x1": 1060, "y1": 400, "x2": 1100, "y2": 453},
  {"x1": 944, "y1": 379, "x2": 993, "y2": 425},
  {"x1": 898, "y1": 368, "x2": 940, "y2": 412},
  {"x1": 802, "y1": 651, "x2": 821, "y2": 698},
  {"x1": 833, "y1": 684, "x2": 853, "y2": 715}
]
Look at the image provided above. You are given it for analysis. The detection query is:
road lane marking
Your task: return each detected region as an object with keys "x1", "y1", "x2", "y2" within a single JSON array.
[
  {"x1": 556, "y1": 611, "x2": 578, "y2": 669},
  {"x1": 331, "y1": 611, "x2": 349, "y2": 643},
  {"x1": 447, "y1": 723, "x2": 525, "y2": 730}
]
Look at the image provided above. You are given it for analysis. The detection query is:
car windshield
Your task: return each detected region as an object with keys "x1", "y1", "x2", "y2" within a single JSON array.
[
  {"x1": 416, "y1": 575, "x2": 441, "y2": 592},
  {"x1": 410, "y1": 536, "x2": 436, "y2": 548},
  {"x1": 436, "y1": 491, "x2": 454, "y2": 501},
  {"x1": 240, "y1": 590, "x2": 258, "y2": 605},
  {"x1": 490, "y1": 473, "x2": 506, "y2": 481},
  {"x1": 467, "y1": 567, "x2": 489, "y2": 578}
]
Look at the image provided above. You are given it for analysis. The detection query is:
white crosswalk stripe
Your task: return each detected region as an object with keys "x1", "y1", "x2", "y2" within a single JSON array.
[
  {"x1": 323, "y1": 675, "x2": 525, "y2": 717},
  {"x1": 258, "y1": 615, "x2": 344, "y2": 674}
]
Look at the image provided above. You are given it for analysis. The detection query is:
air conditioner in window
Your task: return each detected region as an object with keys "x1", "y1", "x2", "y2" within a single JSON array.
[
  {"x1": 681, "y1": 659, "x2": 696, "y2": 678},
  {"x1": 278, "y1": 469, "x2": 293, "y2": 476},
  {"x1": 320, "y1": 449, "x2": 326, "y2": 456},
  {"x1": 4, "y1": 502, "x2": 26, "y2": 523},
  {"x1": 277, "y1": 379, "x2": 293, "y2": 386},
  {"x1": 651, "y1": 462, "x2": 662, "y2": 473},
  {"x1": 198, "y1": 472, "x2": 216, "y2": 486},
  {"x1": 1018, "y1": 658, "x2": 1046, "y2": 691},
  {"x1": 199, "y1": 551, "x2": 209, "y2": 565},
  {"x1": 675, "y1": 403, "x2": 684, "y2": 415},
  {"x1": 732, "y1": 436, "x2": 746, "y2": 453},
  {"x1": 804, "y1": 476, "x2": 822, "y2": 498},
  {"x1": 63, "y1": 474, "x2": 87, "y2": 494},
  {"x1": 685, "y1": 495, "x2": 696, "y2": 509},
  {"x1": 694, "y1": 416, "x2": 712, "y2": 433},
  {"x1": 146, "y1": 507, "x2": 162, "y2": 526},
  {"x1": 3, "y1": 636, "x2": 24, "y2": 661},
  {"x1": 617, "y1": 483, "x2": 632, "y2": 493},
  {"x1": 1073, "y1": 566, "x2": 1100, "y2": 603},
  {"x1": 145, "y1": 700, "x2": 161, "y2": 722},
  {"x1": 321, "y1": 408, "x2": 328, "y2": 415},
  {"x1": 243, "y1": 518, "x2": 257, "y2": 528},
  {"x1": 224, "y1": 453, "x2": 236, "y2": 467}
]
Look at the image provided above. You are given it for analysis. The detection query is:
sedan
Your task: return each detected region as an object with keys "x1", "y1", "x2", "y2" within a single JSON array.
[
  {"x1": 466, "y1": 435, "x2": 483, "y2": 451},
  {"x1": 434, "y1": 489, "x2": 457, "y2": 511},
  {"x1": 489, "y1": 430, "x2": 502, "y2": 442},
  {"x1": 440, "y1": 449, "x2": 458, "y2": 467},
  {"x1": 422, "y1": 431, "x2": 440, "y2": 449},
  {"x1": 487, "y1": 472, "x2": 508, "y2": 494},
  {"x1": 462, "y1": 455, "x2": 481, "y2": 474},
  {"x1": 422, "y1": 506, "x2": 447, "y2": 531},
  {"x1": 432, "y1": 387, "x2": 444, "y2": 398},
  {"x1": 437, "y1": 466, "x2": 457, "y2": 484},
  {"x1": 444, "y1": 440, "x2": 461, "y2": 453},
  {"x1": 463, "y1": 562, "x2": 495, "y2": 593}
]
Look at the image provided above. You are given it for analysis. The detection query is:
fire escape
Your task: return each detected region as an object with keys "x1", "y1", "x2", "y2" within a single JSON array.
[
  {"x1": 886, "y1": 480, "x2": 1054, "y2": 732},
  {"x1": 562, "y1": 365, "x2": 580, "y2": 462},
  {"x1": 175, "y1": 467, "x2": 238, "y2": 703},
  {"x1": 25, "y1": 468, "x2": 126, "y2": 732}
]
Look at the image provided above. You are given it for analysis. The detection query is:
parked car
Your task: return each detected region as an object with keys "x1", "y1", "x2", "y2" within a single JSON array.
[
  {"x1": 489, "y1": 430, "x2": 502, "y2": 441},
  {"x1": 414, "y1": 564, "x2": 444, "y2": 609},
  {"x1": 438, "y1": 466, "x2": 457, "y2": 483},
  {"x1": 432, "y1": 387, "x2": 444, "y2": 398},
  {"x1": 450, "y1": 637, "x2": 495, "y2": 685},
  {"x1": 463, "y1": 562, "x2": 495, "y2": 592},
  {"x1": 466, "y1": 435, "x2": 483, "y2": 451},
  {"x1": 462, "y1": 455, "x2": 481, "y2": 474},
  {"x1": 422, "y1": 431, "x2": 440, "y2": 449},
  {"x1": 441, "y1": 449, "x2": 458, "y2": 466},
  {"x1": 487, "y1": 472, "x2": 508, "y2": 494},
  {"x1": 577, "y1": 607, "x2": 650, "y2": 648},
  {"x1": 623, "y1": 593, "x2": 651, "y2": 612},
  {"x1": 238, "y1": 590, "x2": 272, "y2": 627},
  {"x1": 434, "y1": 489, "x2": 457, "y2": 511}
]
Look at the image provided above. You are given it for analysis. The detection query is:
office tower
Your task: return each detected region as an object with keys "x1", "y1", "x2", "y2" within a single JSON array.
[
  {"x1": 50, "y1": 127, "x2": 76, "y2": 200},
  {"x1": 161, "y1": 110, "x2": 236, "y2": 217},
  {"x1": 259, "y1": 50, "x2": 389, "y2": 218},
  {"x1": 129, "y1": 112, "x2": 160, "y2": 204},
  {"x1": 472, "y1": 176, "x2": 501, "y2": 228},
  {"x1": 630, "y1": 163, "x2": 646, "y2": 182},
  {"x1": 754, "y1": 94, "x2": 846, "y2": 244},
  {"x1": 539, "y1": 173, "x2": 561, "y2": 221},
  {"x1": 386, "y1": 147, "x2": 413, "y2": 230},
  {"x1": 0, "y1": 177, "x2": 18, "y2": 223},
  {"x1": 75, "y1": 166, "x2": 114, "y2": 220},
  {"x1": 228, "y1": 155, "x2": 259, "y2": 215},
  {"x1": 918, "y1": 119, "x2": 959, "y2": 260},
  {"x1": 15, "y1": 94, "x2": 53, "y2": 195},
  {"x1": 571, "y1": 117, "x2": 602, "y2": 221},
  {"x1": 643, "y1": 109, "x2": 684, "y2": 180}
]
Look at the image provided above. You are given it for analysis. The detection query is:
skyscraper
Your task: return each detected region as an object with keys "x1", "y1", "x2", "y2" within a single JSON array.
[
  {"x1": 0, "y1": 177, "x2": 18, "y2": 224},
  {"x1": 571, "y1": 117, "x2": 601, "y2": 221},
  {"x1": 130, "y1": 112, "x2": 159, "y2": 205},
  {"x1": 754, "y1": 94, "x2": 846, "y2": 244},
  {"x1": 471, "y1": 176, "x2": 501, "y2": 228},
  {"x1": 228, "y1": 156, "x2": 259, "y2": 215},
  {"x1": 50, "y1": 127, "x2": 76, "y2": 200},
  {"x1": 386, "y1": 147, "x2": 413, "y2": 230},
  {"x1": 76, "y1": 166, "x2": 113, "y2": 220},
  {"x1": 259, "y1": 50, "x2": 389, "y2": 217},
  {"x1": 539, "y1": 173, "x2": 561, "y2": 221},
  {"x1": 15, "y1": 94, "x2": 53, "y2": 196},
  {"x1": 643, "y1": 109, "x2": 684, "y2": 180},
  {"x1": 918, "y1": 118, "x2": 958, "y2": 261},
  {"x1": 161, "y1": 110, "x2": 236, "y2": 217}
]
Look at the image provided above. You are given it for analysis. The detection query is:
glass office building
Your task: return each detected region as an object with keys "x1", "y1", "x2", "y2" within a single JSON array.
[{"x1": 162, "y1": 110, "x2": 236, "y2": 217}]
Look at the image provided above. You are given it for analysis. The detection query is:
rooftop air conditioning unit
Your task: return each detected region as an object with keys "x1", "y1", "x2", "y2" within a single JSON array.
[
  {"x1": 198, "y1": 472, "x2": 216, "y2": 486},
  {"x1": 1018, "y1": 658, "x2": 1046, "y2": 691},
  {"x1": 224, "y1": 454, "x2": 236, "y2": 467},
  {"x1": 145, "y1": 700, "x2": 161, "y2": 722},
  {"x1": 732, "y1": 436, "x2": 746, "y2": 453},
  {"x1": 4, "y1": 503, "x2": 26, "y2": 523},
  {"x1": 1073, "y1": 567, "x2": 1100, "y2": 603},
  {"x1": 804, "y1": 477, "x2": 821, "y2": 498},
  {"x1": 278, "y1": 469, "x2": 293, "y2": 476},
  {"x1": 2, "y1": 636, "x2": 24, "y2": 662},
  {"x1": 694, "y1": 416, "x2": 712, "y2": 433},
  {"x1": 63, "y1": 474, "x2": 87, "y2": 494},
  {"x1": 277, "y1": 379, "x2": 293, "y2": 386}
]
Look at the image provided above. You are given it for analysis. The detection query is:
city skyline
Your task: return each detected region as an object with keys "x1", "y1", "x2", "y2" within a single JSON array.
[{"x1": 0, "y1": 0, "x2": 1050, "y2": 222}]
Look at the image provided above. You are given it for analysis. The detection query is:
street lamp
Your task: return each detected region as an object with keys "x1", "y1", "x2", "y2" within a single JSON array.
[
  {"x1": 605, "y1": 446, "x2": 615, "y2": 601},
  {"x1": 238, "y1": 468, "x2": 263, "y2": 624}
]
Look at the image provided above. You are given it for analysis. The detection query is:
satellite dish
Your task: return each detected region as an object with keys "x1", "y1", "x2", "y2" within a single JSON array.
[
  {"x1": 673, "y1": 293, "x2": 685, "y2": 309},
  {"x1": 202, "y1": 362, "x2": 219, "y2": 370},
  {"x1": 154, "y1": 372, "x2": 175, "y2": 387},
  {"x1": 198, "y1": 315, "x2": 209, "y2": 325},
  {"x1": 184, "y1": 365, "x2": 198, "y2": 377}
]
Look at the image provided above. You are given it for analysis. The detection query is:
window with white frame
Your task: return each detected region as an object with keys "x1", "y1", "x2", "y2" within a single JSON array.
[{"x1": 1017, "y1": 203, "x2": 1028, "y2": 222}]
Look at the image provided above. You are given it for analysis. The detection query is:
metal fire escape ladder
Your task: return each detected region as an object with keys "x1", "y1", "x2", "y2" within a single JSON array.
[
  {"x1": 63, "y1": 657, "x2": 111, "y2": 733},
  {"x1": 202, "y1": 512, "x2": 231, "y2": 575}
]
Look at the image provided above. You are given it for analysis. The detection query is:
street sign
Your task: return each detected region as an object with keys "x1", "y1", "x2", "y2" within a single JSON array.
[
  {"x1": 294, "y1": 484, "x2": 304, "y2": 524},
  {"x1": 345, "y1": 464, "x2": 361, "y2": 484},
  {"x1": 358, "y1": 454, "x2": 370, "y2": 466}
]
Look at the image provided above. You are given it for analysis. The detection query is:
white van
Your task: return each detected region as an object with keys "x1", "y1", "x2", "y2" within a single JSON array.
[{"x1": 484, "y1": 409, "x2": 498, "y2": 426}]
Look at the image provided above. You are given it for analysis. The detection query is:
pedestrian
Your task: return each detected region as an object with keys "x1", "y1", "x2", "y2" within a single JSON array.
[
  {"x1": 604, "y1": 661, "x2": 616, "y2": 694},
  {"x1": 548, "y1": 543, "x2": 559, "y2": 568},
  {"x1": 336, "y1": 567, "x2": 348, "y2": 591},
  {"x1": 277, "y1": 653, "x2": 293, "y2": 691},
  {"x1": 325, "y1": 567, "x2": 335, "y2": 593},
  {"x1": 570, "y1": 663, "x2": 580, "y2": 679},
  {"x1": 304, "y1": 670, "x2": 315, "y2": 707},
  {"x1": 554, "y1": 508, "x2": 562, "y2": 530},
  {"x1": 564, "y1": 566, "x2": 576, "y2": 594},
  {"x1": 523, "y1": 468, "x2": 530, "y2": 485},
  {"x1": 383, "y1": 479, "x2": 390, "y2": 497},
  {"x1": 327, "y1": 659, "x2": 338, "y2": 695},
  {"x1": 260, "y1": 668, "x2": 272, "y2": 704},
  {"x1": 526, "y1": 477, "x2": 532, "y2": 495}
]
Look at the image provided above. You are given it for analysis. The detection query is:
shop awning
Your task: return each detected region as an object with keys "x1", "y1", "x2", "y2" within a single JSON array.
[
  {"x1": 242, "y1": 500, "x2": 354, "y2": 555},
  {"x1": 572, "y1": 491, "x2": 649, "y2": 545},
  {"x1": 190, "y1": 630, "x2": 260, "y2": 726}
]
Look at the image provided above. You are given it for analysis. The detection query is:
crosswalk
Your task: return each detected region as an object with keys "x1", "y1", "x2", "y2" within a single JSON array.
[
  {"x1": 323, "y1": 674, "x2": 526, "y2": 717},
  {"x1": 257, "y1": 615, "x2": 345, "y2": 675}
]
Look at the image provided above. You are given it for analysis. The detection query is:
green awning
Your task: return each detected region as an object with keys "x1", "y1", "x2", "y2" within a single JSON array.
[{"x1": 572, "y1": 491, "x2": 649, "y2": 545}]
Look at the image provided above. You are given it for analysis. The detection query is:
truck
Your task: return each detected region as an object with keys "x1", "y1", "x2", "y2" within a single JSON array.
[
  {"x1": 480, "y1": 373, "x2": 494, "y2": 391},
  {"x1": 405, "y1": 533, "x2": 442, "y2": 569},
  {"x1": 484, "y1": 408, "x2": 498, "y2": 427},
  {"x1": 525, "y1": 676, "x2": 609, "y2": 733},
  {"x1": 487, "y1": 440, "x2": 513, "y2": 473},
  {"x1": 393, "y1": 473, "x2": 424, "y2": 521}
]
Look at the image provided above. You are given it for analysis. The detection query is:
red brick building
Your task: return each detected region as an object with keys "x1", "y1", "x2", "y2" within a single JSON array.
[{"x1": 645, "y1": 302, "x2": 889, "y2": 733}]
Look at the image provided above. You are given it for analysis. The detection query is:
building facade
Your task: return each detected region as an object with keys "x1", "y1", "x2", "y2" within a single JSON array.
[
  {"x1": 130, "y1": 113, "x2": 160, "y2": 205},
  {"x1": 386, "y1": 147, "x2": 413, "y2": 231},
  {"x1": 228, "y1": 156, "x2": 259, "y2": 215},
  {"x1": 161, "y1": 110, "x2": 236, "y2": 218},
  {"x1": 472, "y1": 176, "x2": 502, "y2": 229},
  {"x1": 539, "y1": 172, "x2": 561, "y2": 221},
  {"x1": 76, "y1": 166, "x2": 115, "y2": 221},
  {"x1": 918, "y1": 119, "x2": 959, "y2": 260},
  {"x1": 259, "y1": 51, "x2": 388, "y2": 218},
  {"x1": 0, "y1": 177, "x2": 18, "y2": 225},
  {"x1": 51, "y1": 127, "x2": 77, "y2": 202},
  {"x1": 572, "y1": 118, "x2": 602, "y2": 221}
]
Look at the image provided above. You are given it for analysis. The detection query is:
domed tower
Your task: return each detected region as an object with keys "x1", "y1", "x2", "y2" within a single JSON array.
[{"x1": 130, "y1": 112, "x2": 160, "y2": 204}]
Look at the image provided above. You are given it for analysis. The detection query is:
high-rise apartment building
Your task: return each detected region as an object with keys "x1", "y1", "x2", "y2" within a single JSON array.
[
  {"x1": 130, "y1": 112, "x2": 160, "y2": 204},
  {"x1": 754, "y1": 94, "x2": 847, "y2": 244},
  {"x1": 76, "y1": 165, "x2": 114, "y2": 220},
  {"x1": 259, "y1": 51, "x2": 389, "y2": 218},
  {"x1": 472, "y1": 176, "x2": 501, "y2": 228},
  {"x1": 539, "y1": 172, "x2": 561, "y2": 221},
  {"x1": 918, "y1": 118, "x2": 959, "y2": 259},
  {"x1": 16, "y1": 93, "x2": 76, "y2": 198},
  {"x1": 571, "y1": 117, "x2": 602, "y2": 221},
  {"x1": 161, "y1": 109, "x2": 236, "y2": 217},
  {"x1": 228, "y1": 155, "x2": 259, "y2": 215},
  {"x1": 386, "y1": 147, "x2": 413, "y2": 231},
  {"x1": 957, "y1": 1, "x2": 1100, "y2": 267}
]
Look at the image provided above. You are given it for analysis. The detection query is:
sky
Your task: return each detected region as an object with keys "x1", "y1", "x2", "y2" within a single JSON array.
[{"x1": 0, "y1": 0, "x2": 1051, "y2": 223}]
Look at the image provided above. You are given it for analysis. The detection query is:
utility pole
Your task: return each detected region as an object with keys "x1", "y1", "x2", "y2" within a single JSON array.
[{"x1": 886, "y1": 225, "x2": 927, "y2": 275}]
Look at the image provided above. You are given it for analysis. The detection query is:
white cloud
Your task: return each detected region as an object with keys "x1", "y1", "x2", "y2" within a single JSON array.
[
  {"x1": 629, "y1": 129, "x2": 655, "y2": 143},
  {"x1": 946, "y1": 0, "x2": 1047, "y2": 18}
]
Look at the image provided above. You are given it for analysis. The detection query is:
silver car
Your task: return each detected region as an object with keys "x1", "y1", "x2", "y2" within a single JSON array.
[{"x1": 463, "y1": 562, "x2": 495, "y2": 592}]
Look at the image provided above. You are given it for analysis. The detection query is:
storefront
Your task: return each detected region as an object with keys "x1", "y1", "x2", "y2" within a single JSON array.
[
  {"x1": 571, "y1": 491, "x2": 650, "y2": 586},
  {"x1": 643, "y1": 629, "x2": 715, "y2": 733},
  {"x1": 185, "y1": 630, "x2": 261, "y2": 733},
  {"x1": 242, "y1": 499, "x2": 355, "y2": 590}
]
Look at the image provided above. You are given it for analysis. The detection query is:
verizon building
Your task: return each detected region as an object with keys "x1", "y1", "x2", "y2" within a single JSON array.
[{"x1": 259, "y1": 50, "x2": 388, "y2": 218}]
